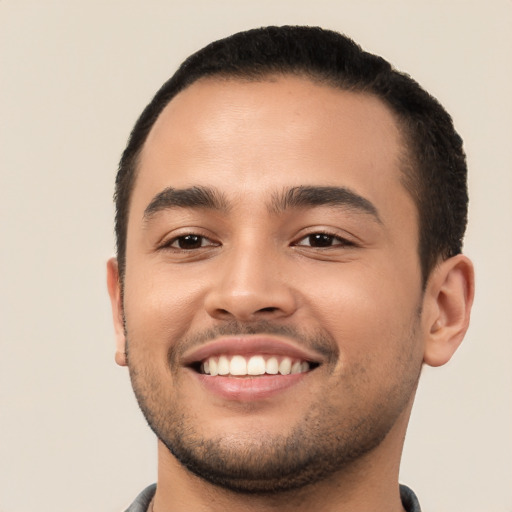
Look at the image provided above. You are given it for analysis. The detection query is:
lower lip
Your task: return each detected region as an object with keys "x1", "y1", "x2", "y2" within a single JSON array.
[{"x1": 193, "y1": 372, "x2": 309, "y2": 401}]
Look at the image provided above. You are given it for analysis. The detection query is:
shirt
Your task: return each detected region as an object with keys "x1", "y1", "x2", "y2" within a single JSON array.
[{"x1": 124, "y1": 483, "x2": 421, "y2": 511}]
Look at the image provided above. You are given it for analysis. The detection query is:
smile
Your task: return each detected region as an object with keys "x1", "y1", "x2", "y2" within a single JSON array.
[
  {"x1": 200, "y1": 355, "x2": 313, "y2": 376},
  {"x1": 180, "y1": 335, "x2": 326, "y2": 399}
]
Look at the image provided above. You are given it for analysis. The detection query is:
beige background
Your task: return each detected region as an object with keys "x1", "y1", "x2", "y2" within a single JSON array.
[{"x1": 1, "y1": 1, "x2": 511, "y2": 511}]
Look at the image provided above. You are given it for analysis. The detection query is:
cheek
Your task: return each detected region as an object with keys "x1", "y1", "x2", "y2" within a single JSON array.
[
  {"x1": 123, "y1": 263, "x2": 207, "y2": 353},
  {"x1": 304, "y1": 263, "x2": 422, "y2": 357},
  {"x1": 305, "y1": 269, "x2": 424, "y2": 411}
]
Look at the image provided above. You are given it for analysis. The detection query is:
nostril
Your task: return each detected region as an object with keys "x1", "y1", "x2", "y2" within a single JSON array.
[{"x1": 258, "y1": 307, "x2": 279, "y2": 313}]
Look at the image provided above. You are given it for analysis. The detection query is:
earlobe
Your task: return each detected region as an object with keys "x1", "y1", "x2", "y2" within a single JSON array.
[
  {"x1": 106, "y1": 257, "x2": 127, "y2": 367},
  {"x1": 422, "y1": 254, "x2": 475, "y2": 367}
]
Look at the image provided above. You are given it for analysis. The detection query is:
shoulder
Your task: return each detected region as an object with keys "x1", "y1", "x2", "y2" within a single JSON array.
[
  {"x1": 124, "y1": 484, "x2": 157, "y2": 512},
  {"x1": 400, "y1": 484, "x2": 422, "y2": 512}
]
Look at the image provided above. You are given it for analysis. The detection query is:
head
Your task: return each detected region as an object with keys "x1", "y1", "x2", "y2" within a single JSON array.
[
  {"x1": 114, "y1": 25, "x2": 468, "y2": 286},
  {"x1": 108, "y1": 26, "x2": 473, "y2": 495}
]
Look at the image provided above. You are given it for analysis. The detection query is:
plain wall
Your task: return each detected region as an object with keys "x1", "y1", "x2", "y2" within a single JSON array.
[{"x1": 1, "y1": 1, "x2": 511, "y2": 511}]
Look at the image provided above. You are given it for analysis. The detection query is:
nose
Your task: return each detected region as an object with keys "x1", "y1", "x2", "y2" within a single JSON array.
[{"x1": 204, "y1": 243, "x2": 297, "y2": 323}]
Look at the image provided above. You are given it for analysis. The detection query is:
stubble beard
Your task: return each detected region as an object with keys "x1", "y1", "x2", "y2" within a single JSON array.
[{"x1": 126, "y1": 321, "x2": 423, "y2": 495}]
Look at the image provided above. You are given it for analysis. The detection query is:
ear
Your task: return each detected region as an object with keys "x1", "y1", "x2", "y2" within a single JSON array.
[
  {"x1": 422, "y1": 254, "x2": 475, "y2": 367},
  {"x1": 106, "y1": 257, "x2": 127, "y2": 366}
]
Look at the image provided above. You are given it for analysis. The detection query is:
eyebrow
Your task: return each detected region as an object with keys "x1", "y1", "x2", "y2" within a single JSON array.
[
  {"x1": 143, "y1": 185, "x2": 230, "y2": 220},
  {"x1": 269, "y1": 186, "x2": 381, "y2": 222},
  {"x1": 143, "y1": 184, "x2": 381, "y2": 223}
]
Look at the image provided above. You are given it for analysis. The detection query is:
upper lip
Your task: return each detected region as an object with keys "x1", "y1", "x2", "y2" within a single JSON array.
[{"x1": 181, "y1": 336, "x2": 326, "y2": 366}]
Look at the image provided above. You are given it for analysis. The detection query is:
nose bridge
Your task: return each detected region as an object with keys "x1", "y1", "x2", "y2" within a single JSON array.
[{"x1": 205, "y1": 232, "x2": 295, "y2": 321}]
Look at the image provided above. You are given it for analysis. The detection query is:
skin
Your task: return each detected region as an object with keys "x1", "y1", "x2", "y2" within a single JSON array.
[{"x1": 107, "y1": 76, "x2": 474, "y2": 511}]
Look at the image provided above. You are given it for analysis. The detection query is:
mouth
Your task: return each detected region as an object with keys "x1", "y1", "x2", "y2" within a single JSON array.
[
  {"x1": 192, "y1": 354, "x2": 319, "y2": 376},
  {"x1": 182, "y1": 336, "x2": 324, "y2": 400}
]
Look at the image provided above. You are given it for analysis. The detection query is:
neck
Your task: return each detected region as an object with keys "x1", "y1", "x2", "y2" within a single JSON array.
[{"x1": 151, "y1": 411, "x2": 410, "y2": 512}]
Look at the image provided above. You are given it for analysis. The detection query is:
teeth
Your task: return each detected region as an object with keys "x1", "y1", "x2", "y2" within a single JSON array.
[
  {"x1": 209, "y1": 358, "x2": 218, "y2": 376},
  {"x1": 278, "y1": 358, "x2": 291, "y2": 375},
  {"x1": 230, "y1": 355, "x2": 247, "y2": 375},
  {"x1": 266, "y1": 357, "x2": 279, "y2": 375},
  {"x1": 247, "y1": 355, "x2": 266, "y2": 375},
  {"x1": 201, "y1": 355, "x2": 312, "y2": 376},
  {"x1": 217, "y1": 355, "x2": 230, "y2": 375},
  {"x1": 291, "y1": 361, "x2": 302, "y2": 374}
]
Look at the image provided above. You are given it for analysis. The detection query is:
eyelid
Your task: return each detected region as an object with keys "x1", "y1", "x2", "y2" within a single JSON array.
[
  {"x1": 157, "y1": 228, "x2": 220, "y2": 251},
  {"x1": 292, "y1": 228, "x2": 359, "y2": 248},
  {"x1": 170, "y1": 235, "x2": 216, "y2": 249}
]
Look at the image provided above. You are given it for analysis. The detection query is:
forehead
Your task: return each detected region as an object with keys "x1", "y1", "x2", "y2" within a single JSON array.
[{"x1": 134, "y1": 75, "x2": 411, "y2": 220}]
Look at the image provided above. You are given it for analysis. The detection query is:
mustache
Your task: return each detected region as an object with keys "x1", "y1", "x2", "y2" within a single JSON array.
[{"x1": 169, "y1": 320, "x2": 339, "y2": 367}]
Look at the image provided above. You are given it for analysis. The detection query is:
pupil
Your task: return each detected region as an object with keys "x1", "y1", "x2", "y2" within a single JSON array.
[
  {"x1": 179, "y1": 235, "x2": 202, "y2": 249},
  {"x1": 310, "y1": 234, "x2": 333, "y2": 247}
]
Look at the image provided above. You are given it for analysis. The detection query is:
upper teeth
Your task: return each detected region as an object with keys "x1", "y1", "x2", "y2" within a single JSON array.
[{"x1": 201, "y1": 355, "x2": 310, "y2": 376}]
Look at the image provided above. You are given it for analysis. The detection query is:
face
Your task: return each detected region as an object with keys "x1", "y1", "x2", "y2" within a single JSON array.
[{"x1": 111, "y1": 76, "x2": 427, "y2": 492}]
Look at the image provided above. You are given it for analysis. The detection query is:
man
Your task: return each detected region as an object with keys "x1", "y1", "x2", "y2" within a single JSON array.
[{"x1": 107, "y1": 26, "x2": 474, "y2": 512}]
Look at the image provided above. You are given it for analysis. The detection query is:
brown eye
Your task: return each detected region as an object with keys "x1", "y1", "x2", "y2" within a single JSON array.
[
  {"x1": 176, "y1": 235, "x2": 203, "y2": 249},
  {"x1": 295, "y1": 232, "x2": 354, "y2": 249},
  {"x1": 167, "y1": 234, "x2": 216, "y2": 250},
  {"x1": 307, "y1": 233, "x2": 336, "y2": 247}
]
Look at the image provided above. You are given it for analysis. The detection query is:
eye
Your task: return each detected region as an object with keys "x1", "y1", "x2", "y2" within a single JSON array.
[
  {"x1": 165, "y1": 234, "x2": 218, "y2": 250},
  {"x1": 295, "y1": 232, "x2": 354, "y2": 248}
]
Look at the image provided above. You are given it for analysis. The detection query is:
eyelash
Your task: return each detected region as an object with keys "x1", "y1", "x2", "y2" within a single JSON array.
[
  {"x1": 293, "y1": 231, "x2": 356, "y2": 249},
  {"x1": 160, "y1": 230, "x2": 356, "y2": 252},
  {"x1": 160, "y1": 233, "x2": 219, "y2": 251}
]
